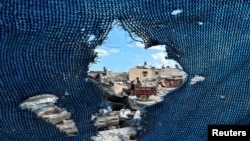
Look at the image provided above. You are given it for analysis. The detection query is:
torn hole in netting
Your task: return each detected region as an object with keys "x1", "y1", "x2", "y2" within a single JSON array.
[{"x1": 88, "y1": 22, "x2": 188, "y2": 141}]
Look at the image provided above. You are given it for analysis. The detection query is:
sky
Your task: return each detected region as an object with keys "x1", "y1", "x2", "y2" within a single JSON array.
[{"x1": 89, "y1": 24, "x2": 179, "y2": 73}]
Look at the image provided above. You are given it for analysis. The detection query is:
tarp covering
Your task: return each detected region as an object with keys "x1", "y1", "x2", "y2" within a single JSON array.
[{"x1": 1, "y1": 0, "x2": 249, "y2": 140}]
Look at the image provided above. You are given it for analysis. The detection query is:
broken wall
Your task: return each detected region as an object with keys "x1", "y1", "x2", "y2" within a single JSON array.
[{"x1": 1, "y1": 0, "x2": 250, "y2": 141}]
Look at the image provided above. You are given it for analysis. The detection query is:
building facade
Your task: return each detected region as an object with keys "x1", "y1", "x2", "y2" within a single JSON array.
[{"x1": 128, "y1": 66, "x2": 161, "y2": 81}]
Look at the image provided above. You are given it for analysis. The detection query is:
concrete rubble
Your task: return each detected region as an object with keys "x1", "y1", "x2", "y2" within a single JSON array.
[
  {"x1": 89, "y1": 68, "x2": 187, "y2": 141},
  {"x1": 17, "y1": 68, "x2": 186, "y2": 139},
  {"x1": 91, "y1": 127, "x2": 136, "y2": 141},
  {"x1": 20, "y1": 94, "x2": 78, "y2": 136}
]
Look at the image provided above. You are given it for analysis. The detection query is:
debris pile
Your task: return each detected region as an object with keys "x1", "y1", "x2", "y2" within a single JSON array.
[
  {"x1": 88, "y1": 69, "x2": 187, "y2": 140},
  {"x1": 20, "y1": 94, "x2": 78, "y2": 136},
  {"x1": 94, "y1": 109, "x2": 141, "y2": 131},
  {"x1": 91, "y1": 127, "x2": 136, "y2": 141}
]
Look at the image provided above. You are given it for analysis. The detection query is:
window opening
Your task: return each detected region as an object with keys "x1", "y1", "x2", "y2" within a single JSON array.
[{"x1": 142, "y1": 71, "x2": 148, "y2": 77}]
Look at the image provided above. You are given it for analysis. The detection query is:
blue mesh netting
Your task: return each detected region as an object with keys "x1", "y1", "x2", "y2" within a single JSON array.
[{"x1": 0, "y1": 0, "x2": 250, "y2": 141}]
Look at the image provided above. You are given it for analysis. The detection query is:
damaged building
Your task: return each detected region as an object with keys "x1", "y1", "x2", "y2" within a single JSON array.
[
  {"x1": 87, "y1": 64, "x2": 187, "y2": 141},
  {"x1": 129, "y1": 64, "x2": 187, "y2": 88}
]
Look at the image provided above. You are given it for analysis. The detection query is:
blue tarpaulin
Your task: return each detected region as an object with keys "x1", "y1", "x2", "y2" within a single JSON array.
[{"x1": 0, "y1": 0, "x2": 249, "y2": 140}]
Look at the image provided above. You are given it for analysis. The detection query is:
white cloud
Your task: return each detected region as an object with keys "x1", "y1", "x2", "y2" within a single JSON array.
[
  {"x1": 151, "y1": 52, "x2": 167, "y2": 68},
  {"x1": 95, "y1": 48, "x2": 119, "y2": 57},
  {"x1": 95, "y1": 49, "x2": 109, "y2": 57},
  {"x1": 109, "y1": 48, "x2": 120, "y2": 53},
  {"x1": 135, "y1": 43, "x2": 166, "y2": 51},
  {"x1": 151, "y1": 52, "x2": 178, "y2": 68},
  {"x1": 135, "y1": 42, "x2": 145, "y2": 48},
  {"x1": 149, "y1": 45, "x2": 166, "y2": 51}
]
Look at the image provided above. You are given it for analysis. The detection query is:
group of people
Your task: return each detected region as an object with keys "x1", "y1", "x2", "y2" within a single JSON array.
[{"x1": 129, "y1": 77, "x2": 142, "y2": 95}]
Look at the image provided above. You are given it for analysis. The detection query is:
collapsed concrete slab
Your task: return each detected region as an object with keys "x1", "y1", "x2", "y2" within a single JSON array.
[{"x1": 91, "y1": 127, "x2": 136, "y2": 141}]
